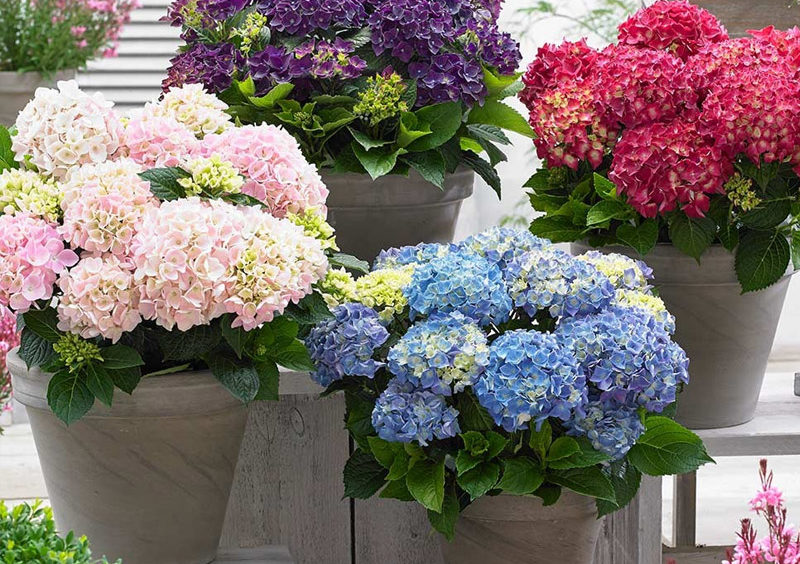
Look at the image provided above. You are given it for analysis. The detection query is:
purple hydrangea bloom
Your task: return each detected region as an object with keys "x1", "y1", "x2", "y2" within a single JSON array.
[
  {"x1": 297, "y1": 39, "x2": 367, "y2": 80},
  {"x1": 163, "y1": 43, "x2": 240, "y2": 94},
  {"x1": 409, "y1": 53, "x2": 488, "y2": 106},
  {"x1": 371, "y1": 380, "x2": 461, "y2": 445},
  {"x1": 248, "y1": 45, "x2": 309, "y2": 88},
  {"x1": 305, "y1": 303, "x2": 390, "y2": 387},
  {"x1": 461, "y1": 18, "x2": 522, "y2": 75},
  {"x1": 165, "y1": 0, "x2": 251, "y2": 28},
  {"x1": 261, "y1": 0, "x2": 368, "y2": 35},
  {"x1": 567, "y1": 401, "x2": 645, "y2": 460},
  {"x1": 368, "y1": 0, "x2": 458, "y2": 62},
  {"x1": 474, "y1": 330, "x2": 587, "y2": 432}
]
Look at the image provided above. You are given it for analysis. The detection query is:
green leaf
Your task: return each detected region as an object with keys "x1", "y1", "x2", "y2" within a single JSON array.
[
  {"x1": 467, "y1": 100, "x2": 534, "y2": 138},
  {"x1": 285, "y1": 292, "x2": 334, "y2": 325},
  {"x1": 524, "y1": 169, "x2": 551, "y2": 190},
  {"x1": 85, "y1": 364, "x2": 114, "y2": 407},
  {"x1": 401, "y1": 151, "x2": 446, "y2": 189},
  {"x1": 108, "y1": 366, "x2": 141, "y2": 395},
  {"x1": 0, "y1": 126, "x2": 17, "y2": 171},
  {"x1": 397, "y1": 112, "x2": 431, "y2": 148},
  {"x1": 735, "y1": 230, "x2": 791, "y2": 293},
  {"x1": 457, "y1": 461, "x2": 500, "y2": 500},
  {"x1": 547, "y1": 437, "x2": 611, "y2": 470},
  {"x1": 462, "y1": 152, "x2": 501, "y2": 197},
  {"x1": 247, "y1": 83, "x2": 294, "y2": 108},
  {"x1": 597, "y1": 461, "x2": 642, "y2": 517},
  {"x1": 22, "y1": 309, "x2": 61, "y2": 343},
  {"x1": 407, "y1": 102, "x2": 463, "y2": 152},
  {"x1": 739, "y1": 193, "x2": 791, "y2": 230},
  {"x1": 352, "y1": 144, "x2": 403, "y2": 180},
  {"x1": 329, "y1": 253, "x2": 370, "y2": 274},
  {"x1": 428, "y1": 481, "x2": 460, "y2": 541},
  {"x1": 586, "y1": 200, "x2": 632, "y2": 226},
  {"x1": 406, "y1": 457, "x2": 446, "y2": 512},
  {"x1": 528, "y1": 216, "x2": 584, "y2": 243},
  {"x1": 534, "y1": 484, "x2": 562, "y2": 506},
  {"x1": 349, "y1": 127, "x2": 393, "y2": 151},
  {"x1": 344, "y1": 449, "x2": 388, "y2": 499},
  {"x1": 142, "y1": 364, "x2": 189, "y2": 378},
  {"x1": 225, "y1": 192, "x2": 267, "y2": 208},
  {"x1": 455, "y1": 451, "x2": 482, "y2": 476},
  {"x1": 207, "y1": 355, "x2": 260, "y2": 403},
  {"x1": 708, "y1": 199, "x2": 738, "y2": 251},
  {"x1": 792, "y1": 230, "x2": 800, "y2": 271},
  {"x1": 157, "y1": 324, "x2": 221, "y2": 362},
  {"x1": 235, "y1": 76, "x2": 256, "y2": 97},
  {"x1": 19, "y1": 328, "x2": 55, "y2": 369},
  {"x1": 272, "y1": 339, "x2": 313, "y2": 371},
  {"x1": 100, "y1": 345, "x2": 144, "y2": 370},
  {"x1": 460, "y1": 431, "x2": 490, "y2": 457},
  {"x1": 221, "y1": 315, "x2": 248, "y2": 359},
  {"x1": 139, "y1": 168, "x2": 190, "y2": 201},
  {"x1": 456, "y1": 391, "x2": 494, "y2": 431},
  {"x1": 485, "y1": 432, "x2": 508, "y2": 459},
  {"x1": 47, "y1": 370, "x2": 95, "y2": 425},
  {"x1": 669, "y1": 215, "x2": 716, "y2": 261},
  {"x1": 547, "y1": 437, "x2": 580, "y2": 461},
  {"x1": 380, "y1": 479, "x2": 414, "y2": 501},
  {"x1": 549, "y1": 467, "x2": 616, "y2": 502},
  {"x1": 466, "y1": 123, "x2": 511, "y2": 146},
  {"x1": 528, "y1": 420, "x2": 552, "y2": 459},
  {"x1": 616, "y1": 221, "x2": 659, "y2": 256},
  {"x1": 627, "y1": 417, "x2": 714, "y2": 476},
  {"x1": 497, "y1": 457, "x2": 544, "y2": 495},
  {"x1": 346, "y1": 393, "x2": 375, "y2": 450},
  {"x1": 593, "y1": 173, "x2": 618, "y2": 200},
  {"x1": 483, "y1": 67, "x2": 519, "y2": 98},
  {"x1": 254, "y1": 360, "x2": 280, "y2": 401},
  {"x1": 368, "y1": 436, "x2": 397, "y2": 469}
]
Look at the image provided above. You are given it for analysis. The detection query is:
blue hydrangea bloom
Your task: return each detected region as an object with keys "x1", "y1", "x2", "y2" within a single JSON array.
[
  {"x1": 458, "y1": 226, "x2": 549, "y2": 273},
  {"x1": 305, "y1": 303, "x2": 389, "y2": 387},
  {"x1": 576, "y1": 250, "x2": 653, "y2": 291},
  {"x1": 567, "y1": 401, "x2": 645, "y2": 461},
  {"x1": 505, "y1": 248, "x2": 615, "y2": 318},
  {"x1": 388, "y1": 312, "x2": 490, "y2": 395},
  {"x1": 372, "y1": 242, "x2": 453, "y2": 271},
  {"x1": 371, "y1": 380, "x2": 461, "y2": 445},
  {"x1": 404, "y1": 250, "x2": 512, "y2": 326},
  {"x1": 556, "y1": 306, "x2": 689, "y2": 413},
  {"x1": 473, "y1": 330, "x2": 587, "y2": 432}
]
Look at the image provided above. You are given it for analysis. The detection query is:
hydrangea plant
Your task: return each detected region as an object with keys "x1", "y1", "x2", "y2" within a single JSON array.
[
  {"x1": 521, "y1": 0, "x2": 800, "y2": 293},
  {"x1": 305, "y1": 226, "x2": 712, "y2": 538},
  {"x1": 160, "y1": 0, "x2": 533, "y2": 193},
  {"x1": 0, "y1": 80, "x2": 365, "y2": 425}
]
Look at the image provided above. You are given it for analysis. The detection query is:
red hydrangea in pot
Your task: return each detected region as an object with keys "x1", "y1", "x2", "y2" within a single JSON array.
[
  {"x1": 520, "y1": 0, "x2": 800, "y2": 429},
  {"x1": 2, "y1": 80, "x2": 359, "y2": 564},
  {"x1": 305, "y1": 229, "x2": 713, "y2": 564},
  {"x1": 162, "y1": 0, "x2": 534, "y2": 261}
]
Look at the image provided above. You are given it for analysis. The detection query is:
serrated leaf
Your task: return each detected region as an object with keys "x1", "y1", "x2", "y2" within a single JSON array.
[
  {"x1": 285, "y1": 292, "x2": 334, "y2": 325},
  {"x1": 587, "y1": 200, "x2": 632, "y2": 226},
  {"x1": 22, "y1": 309, "x2": 61, "y2": 343},
  {"x1": 549, "y1": 466, "x2": 616, "y2": 502},
  {"x1": 272, "y1": 339, "x2": 313, "y2": 371},
  {"x1": 19, "y1": 329, "x2": 55, "y2": 369},
  {"x1": 225, "y1": 192, "x2": 267, "y2": 208},
  {"x1": 627, "y1": 417, "x2": 714, "y2": 476},
  {"x1": 368, "y1": 437, "x2": 397, "y2": 469},
  {"x1": 468, "y1": 100, "x2": 534, "y2": 138},
  {"x1": 735, "y1": 230, "x2": 791, "y2": 293},
  {"x1": 497, "y1": 457, "x2": 543, "y2": 495},
  {"x1": 221, "y1": 315, "x2": 248, "y2": 358},
  {"x1": 428, "y1": 481, "x2": 459, "y2": 541},
  {"x1": 108, "y1": 366, "x2": 142, "y2": 395},
  {"x1": 462, "y1": 152, "x2": 501, "y2": 197},
  {"x1": 349, "y1": 127, "x2": 393, "y2": 151},
  {"x1": 207, "y1": 355, "x2": 260, "y2": 403},
  {"x1": 100, "y1": 345, "x2": 144, "y2": 370},
  {"x1": 380, "y1": 479, "x2": 414, "y2": 501},
  {"x1": 406, "y1": 458, "x2": 445, "y2": 512},
  {"x1": 85, "y1": 364, "x2": 114, "y2": 407},
  {"x1": 344, "y1": 449, "x2": 387, "y2": 499},
  {"x1": 401, "y1": 151, "x2": 446, "y2": 189},
  {"x1": 457, "y1": 391, "x2": 494, "y2": 431},
  {"x1": 616, "y1": 221, "x2": 659, "y2": 256},
  {"x1": 254, "y1": 359, "x2": 280, "y2": 401},
  {"x1": 547, "y1": 437, "x2": 580, "y2": 461},
  {"x1": 248, "y1": 83, "x2": 294, "y2": 108},
  {"x1": 466, "y1": 123, "x2": 511, "y2": 146},
  {"x1": 547, "y1": 437, "x2": 611, "y2": 469},
  {"x1": 407, "y1": 102, "x2": 462, "y2": 151},
  {"x1": 528, "y1": 420, "x2": 552, "y2": 459},
  {"x1": 593, "y1": 173, "x2": 618, "y2": 200},
  {"x1": 483, "y1": 67, "x2": 519, "y2": 98},
  {"x1": 529, "y1": 216, "x2": 584, "y2": 243},
  {"x1": 329, "y1": 253, "x2": 370, "y2": 274},
  {"x1": 669, "y1": 215, "x2": 716, "y2": 261},
  {"x1": 352, "y1": 144, "x2": 404, "y2": 180},
  {"x1": 47, "y1": 370, "x2": 95, "y2": 425},
  {"x1": 524, "y1": 169, "x2": 551, "y2": 190},
  {"x1": 157, "y1": 324, "x2": 221, "y2": 362},
  {"x1": 457, "y1": 461, "x2": 500, "y2": 500},
  {"x1": 597, "y1": 461, "x2": 642, "y2": 517},
  {"x1": 139, "y1": 168, "x2": 190, "y2": 201},
  {"x1": 0, "y1": 126, "x2": 18, "y2": 171}
]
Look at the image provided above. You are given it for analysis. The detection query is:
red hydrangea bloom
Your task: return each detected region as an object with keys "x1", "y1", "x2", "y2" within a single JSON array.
[
  {"x1": 609, "y1": 118, "x2": 731, "y2": 218},
  {"x1": 594, "y1": 44, "x2": 696, "y2": 129},
  {"x1": 530, "y1": 80, "x2": 619, "y2": 170},
  {"x1": 748, "y1": 25, "x2": 800, "y2": 75},
  {"x1": 520, "y1": 40, "x2": 599, "y2": 106},
  {"x1": 617, "y1": 0, "x2": 728, "y2": 61}
]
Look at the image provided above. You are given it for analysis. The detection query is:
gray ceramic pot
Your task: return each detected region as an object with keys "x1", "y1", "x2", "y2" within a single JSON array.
[
  {"x1": 8, "y1": 349, "x2": 248, "y2": 564},
  {"x1": 440, "y1": 492, "x2": 603, "y2": 564},
  {"x1": 572, "y1": 242, "x2": 792, "y2": 429},
  {"x1": 322, "y1": 168, "x2": 474, "y2": 262},
  {"x1": 0, "y1": 71, "x2": 75, "y2": 126}
]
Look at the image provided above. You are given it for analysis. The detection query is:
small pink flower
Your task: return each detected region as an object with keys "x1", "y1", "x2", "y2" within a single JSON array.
[{"x1": 121, "y1": 115, "x2": 200, "y2": 168}]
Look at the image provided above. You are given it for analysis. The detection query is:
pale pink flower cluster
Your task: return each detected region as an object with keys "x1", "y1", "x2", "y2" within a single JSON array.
[
  {"x1": 61, "y1": 160, "x2": 158, "y2": 257},
  {"x1": 57, "y1": 254, "x2": 141, "y2": 343},
  {"x1": 142, "y1": 84, "x2": 232, "y2": 138},
  {"x1": 121, "y1": 115, "x2": 200, "y2": 169},
  {"x1": 12, "y1": 81, "x2": 123, "y2": 180},
  {"x1": 202, "y1": 125, "x2": 329, "y2": 218},
  {"x1": 0, "y1": 215, "x2": 78, "y2": 312}
]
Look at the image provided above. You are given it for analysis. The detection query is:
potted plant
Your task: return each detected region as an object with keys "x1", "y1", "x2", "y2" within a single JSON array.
[
  {"x1": 0, "y1": 0, "x2": 139, "y2": 125},
  {"x1": 304, "y1": 228, "x2": 713, "y2": 564},
  {"x1": 3, "y1": 80, "x2": 358, "y2": 564},
  {"x1": 520, "y1": 0, "x2": 800, "y2": 429},
  {"x1": 0, "y1": 500, "x2": 121, "y2": 563},
  {"x1": 161, "y1": 0, "x2": 533, "y2": 261}
]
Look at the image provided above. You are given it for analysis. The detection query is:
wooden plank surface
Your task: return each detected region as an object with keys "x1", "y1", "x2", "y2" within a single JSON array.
[
  {"x1": 663, "y1": 546, "x2": 731, "y2": 564},
  {"x1": 355, "y1": 499, "x2": 443, "y2": 564},
  {"x1": 692, "y1": 0, "x2": 800, "y2": 36},
  {"x1": 216, "y1": 546, "x2": 294, "y2": 563}
]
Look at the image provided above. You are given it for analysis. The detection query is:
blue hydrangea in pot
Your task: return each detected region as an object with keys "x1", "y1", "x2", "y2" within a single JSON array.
[{"x1": 306, "y1": 227, "x2": 714, "y2": 564}]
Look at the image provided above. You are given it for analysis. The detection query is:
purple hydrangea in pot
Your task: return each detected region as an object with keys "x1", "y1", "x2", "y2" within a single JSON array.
[
  {"x1": 163, "y1": 0, "x2": 533, "y2": 260},
  {"x1": 305, "y1": 226, "x2": 714, "y2": 564}
]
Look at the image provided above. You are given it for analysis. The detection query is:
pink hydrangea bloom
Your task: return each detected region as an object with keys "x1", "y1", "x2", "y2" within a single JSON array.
[
  {"x1": 122, "y1": 114, "x2": 200, "y2": 168},
  {"x1": 60, "y1": 160, "x2": 159, "y2": 257},
  {"x1": 748, "y1": 26, "x2": 800, "y2": 74},
  {"x1": 226, "y1": 206, "x2": 327, "y2": 330},
  {"x1": 609, "y1": 118, "x2": 731, "y2": 218},
  {"x1": 617, "y1": 0, "x2": 728, "y2": 61},
  {"x1": 201, "y1": 124, "x2": 328, "y2": 218},
  {"x1": 520, "y1": 40, "x2": 599, "y2": 106},
  {"x1": 0, "y1": 214, "x2": 78, "y2": 312},
  {"x1": 57, "y1": 254, "x2": 141, "y2": 343},
  {"x1": 12, "y1": 80, "x2": 123, "y2": 180}
]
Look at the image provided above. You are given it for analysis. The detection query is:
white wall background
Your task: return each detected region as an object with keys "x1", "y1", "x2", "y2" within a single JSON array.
[{"x1": 77, "y1": 0, "x2": 800, "y2": 364}]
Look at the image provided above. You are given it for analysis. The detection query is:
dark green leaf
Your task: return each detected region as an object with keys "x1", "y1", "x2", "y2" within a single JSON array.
[
  {"x1": 586, "y1": 200, "x2": 632, "y2": 226},
  {"x1": 254, "y1": 360, "x2": 280, "y2": 401},
  {"x1": 272, "y1": 339, "x2": 313, "y2": 371},
  {"x1": 368, "y1": 436, "x2": 397, "y2": 469},
  {"x1": 627, "y1": 417, "x2": 714, "y2": 476},
  {"x1": 462, "y1": 152, "x2": 501, "y2": 197},
  {"x1": 597, "y1": 461, "x2": 642, "y2": 517},
  {"x1": 456, "y1": 391, "x2": 494, "y2": 431},
  {"x1": 0, "y1": 126, "x2": 17, "y2": 170},
  {"x1": 22, "y1": 309, "x2": 61, "y2": 343},
  {"x1": 157, "y1": 324, "x2": 221, "y2": 362},
  {"x1": 207, "y1": 355, "x2": 260, "y2": 403},
  {"x1": 534, "y1": 484, "x2": 562, "y2": 506},
  {"x1": 616, "y1": 221, "x2": 659, "y2": 256},
  {"x1": 529, "y1": 216, "x2": 584, "y2": 243},
  {"x1": 100, "y1": 345, "x2": 144, "y2": 370},
  {"x1": 285, "y1": 292, "x2": 334, "y2": 325},
  {"x1": 792, "y1": 230, "x2": 800, "y2": 271},
  {"x1": 139, "y1": 168, "x2": 190, "y2": 201},
  {"x1": 406, "y1": 457, "x2": 446, "y2": 512},
  {"x1": 108, "y1": 366, "x2": 141, "y2": 395},
  {"x1": 344, "y1": 449, "x2": 388, "y2": 499},
  {"x1": 486, "y1": 432, "x2": 509, "y2": 459},
  {"x1": 455, "y1": 451, "x2": 482, "y2": 476},
  {"x1": 547, "y1": 437, "x2": 580, "y2": 461},
  {"x1": 669, "y1": 215, "x2": 716, "y2": 261},
  {"x1": 47, "y1": 370, "x2": 95, "y2": 425},
  {"x1": 19, "y1": 328, "x2": 55, "y2": 369},
  {"x1": 466, "y1": 123, "x2": 511, "y2": 146},
  {"x1": 428, "y1": 481, "x2": 460, "y2": 541},
  {"x1": 497, "y1": 457, "x2": 544, "y2": 495},
  {"x1": 524, "y1": 169, "x2": 551, "y2": 190},
  {"x1": 401, "y1": 151, "x2": 446, "y2": 189},
  {"x1": 739, "y1": 194, "x2": 791, "y2": 231},
  {"x1": 85, "y1": 364, "x2": 114, "y2": 407},
  {"x1": 221, "y1": 315, "x2": 248, "y2": 358},
  {"x1": 457, "y1": 461, "x2": 500, "y2": 500},
  {"x1": 225, "y1": 192, "x2": 267, "y2": 208},
  {"x1": 408, "y1": 102, "x2": 462, "y2": 151},
  {"x1": 467, "y1": 100, "x2": 534, "y2": 138},
  {"x1": 346, "y1": 393, "x2": 375, "y2": 450},
  {"x1": 548, "y1": 466, "x2": 616, "y2": 502},
  {"x1": 380, "y1": 479, "x2": 414, "y2": 501},
  {"x1": 352, "y1": 144, "x2": 404, "y2": 180},
  {"x1": 735, "y1": 230, "x2": 791, "y2": 293},
  {"x1": 329, "y1": 253, "x2": 370, "y2": 274}
]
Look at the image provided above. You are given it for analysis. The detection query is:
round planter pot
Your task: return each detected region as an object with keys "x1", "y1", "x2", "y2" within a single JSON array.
[
  {"x1": 322, "y1": 168, "x2": 474, "y2": 262},
  {"x1": 440, "y1": 491, "x2": 603, "y2": 564},
  {"x1": 8, "y1": 349, "x2": 248, "y2": 564},
  {"x1": 0, "y1": 71, "x2": 75, "y2": 126},
  {"x1": 572, "y1": 243, "x2": 792, "y2": 429}
]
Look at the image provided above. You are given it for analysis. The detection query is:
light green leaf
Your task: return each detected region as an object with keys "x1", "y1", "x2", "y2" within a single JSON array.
[
  {"x1": 352, "y1": 144, "x2": 403, "y2": 180},
  {"x1": 547, "y1": 437, "x2": 580, "y2": 461},
  {"x1": 0, "y1": 126, "x2": 17, "y2": 171},
  {"x1": 549, "y1": 467, "x2": 616, "y2": 502},
  {"x1": 248, "y1": 83, "x2": 294, "y2": 108},
  {"x1": 349, "y1": 127, "x2": 393, "y2": 151},
  {"x1": 467, "y1": 100, "x2": 534, "y2": 138},
  {"x1": 427, "y1": 481, "x2": 459, "y2": 541},
  {"x1": 100, "y1": 345, "x2": 144, "y2": 370},
  {"x1": 397, "y1": 112, "x2": 431, "y2": 148},
  {"x1": 593, "y1": 173, "x2": 618, "y2": 200},
  {"x1": 406, "y1": 458, "x2": 446, "y2": 512},
  {"x1": 792, "y1": 230, "x2": 800, "y2": 271},
  {"x1": 627, "y1": 417, "x2": 714, "y2": 476},
  {"x1": 272, "y1": 339, "x2": 313, "y2": 372},
  {"x1": 497, "y1": 457, "x2": 544, "y2": 495},
  {"x1": 528, "y1": 420, "x2": 552, "y2": 459},
  {"x1": 528, "y1": 216, "x2": 584, "y2": 243},
  {"x1": 586, "y1": 200, "x2": 632, "y2": 226},
  {"x1": 407, "y1": 102, "x2": 462, "y2": 151},
  {"x1": 457, "y1": 461, "x2": 500, "y2": 500}
]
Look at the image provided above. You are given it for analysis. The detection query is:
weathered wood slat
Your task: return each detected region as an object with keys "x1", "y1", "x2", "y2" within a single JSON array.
[
  {"x1": 663, "y1": 546, "x2": 731, "y2": 564},
  {"x1": 355, "y1": 499, "x2": 443, "y2": 564}
]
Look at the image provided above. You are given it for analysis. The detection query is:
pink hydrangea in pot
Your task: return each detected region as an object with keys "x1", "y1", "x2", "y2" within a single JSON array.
[
  {"x1": 1, "y1": 80, "x2": 359, "y2": 564},
  {"x1": 520, "y1": 0, "x2": 800, "y2": 429}
]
